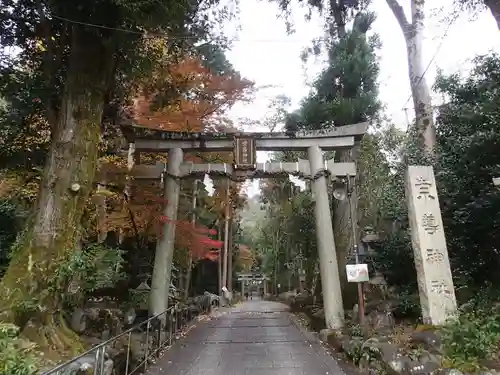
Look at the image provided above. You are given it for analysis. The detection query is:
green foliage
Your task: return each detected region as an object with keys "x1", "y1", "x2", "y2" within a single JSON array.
[
  {"x1": 343, "y1": 337, "x2": 381, "y2": 368},
  {"x1": 294, "y1": 21, "x2": 381, "y2": 129},
  {"x1": 391, "y1": 289, "x2": 420, "y2": 319},
  {"x1": 357, "y1": 128, "x2": 405, "y2": 229},
  {"x1": 442, "y1": 296, "x2": 500, "y2": 372},
  {"x1": 434, "y1": 53, "x2": 500, "y2": 289},
  {"x1": 52, "y1": 243, "x2": 126, "y2": 306},
  {"x1": 0, "y1": 69, "x2": 50, "y2": 171},
  {"x1": 347, "y1": 323, "x2": 364, "y2": 337},
  {"x1": 0, "y1": 324, "x2": 39, "y2": 375},
  {"x1": 373, "y1": 231, "x2": 415, "y2": 289},
  {"x1": 8, "y1": 242, "x2": 126, "y2": 314},
  {"x1": 0, "y1": 199, "x2": 23, "y2": 276}
]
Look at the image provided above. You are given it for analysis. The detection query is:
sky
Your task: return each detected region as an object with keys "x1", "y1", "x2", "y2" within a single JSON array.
[{"x1": 216, "y1": 0, "x2": 500, "y2": 197}]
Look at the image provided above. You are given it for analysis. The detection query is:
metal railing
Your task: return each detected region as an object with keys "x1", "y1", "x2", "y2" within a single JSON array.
[{"x1": 41, "y1": 298, "x2": 211, "y2": 375}]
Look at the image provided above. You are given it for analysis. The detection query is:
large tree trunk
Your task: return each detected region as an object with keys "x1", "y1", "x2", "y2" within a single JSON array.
[
  {"x1": 485, "y1": 0, "x2": 500, "y2": 30},
  {"x1": 0, "y1": 25, "x2": 113, "y2": 355},
  {"x1": 386, "y1": 0, "x2": 436, "y2": 157}
]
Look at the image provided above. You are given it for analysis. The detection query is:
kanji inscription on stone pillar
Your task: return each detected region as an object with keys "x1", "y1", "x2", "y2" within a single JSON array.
[{"x1": 406, "y1": 166, "x2": 457, "y2": 325}]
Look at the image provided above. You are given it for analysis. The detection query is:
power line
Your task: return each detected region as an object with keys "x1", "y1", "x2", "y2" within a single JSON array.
[
  {"x1": 50, "y1": 14, "x2": 197, "y2": 39},
  {"x1": 400, "y1": 12, "x2": 460, "y2": 111},
  {"x1": 24, "y1": 13, "x2": 437, "y2": 43}
]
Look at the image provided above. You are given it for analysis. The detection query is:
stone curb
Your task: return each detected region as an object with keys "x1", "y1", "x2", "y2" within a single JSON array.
[{"x1": 287, "y1": 312, "x2": 359, "y2": 375}]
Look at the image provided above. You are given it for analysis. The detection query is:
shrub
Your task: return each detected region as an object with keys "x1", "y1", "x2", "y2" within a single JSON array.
[
  {"x1": 0, "y1": 323, "x2": 39, "y2": 375},
  {"x1": 441, "y1": 299, "x2": 500, "y2": 372}
]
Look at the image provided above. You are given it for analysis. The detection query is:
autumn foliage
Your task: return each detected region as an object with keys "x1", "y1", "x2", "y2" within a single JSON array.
[
  {"x1": 159, "y1": 216, "x2": 222, "y2": 259},
  {"x1": 236, "y1": 244, "x2": 255, "y2": 272},
  {"x1": 99, "y1": 49, "x2": 254, "y2": 264},
  {"x1": 131, "y1": 55, "x2": 254, "y2": 132}
]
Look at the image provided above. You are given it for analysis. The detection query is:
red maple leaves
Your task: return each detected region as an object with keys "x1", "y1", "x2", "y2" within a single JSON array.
[{"x1": 158, "y1": 215, "x2": 222, "y2": 261}]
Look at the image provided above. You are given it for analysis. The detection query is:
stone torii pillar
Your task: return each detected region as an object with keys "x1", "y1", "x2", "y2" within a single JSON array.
[
  {"x1": 308, "y1": 145, "x2": 344, "y2": 328},
  {"x1": 150, "y1": 148, "x2": 183, "y2": 316}
]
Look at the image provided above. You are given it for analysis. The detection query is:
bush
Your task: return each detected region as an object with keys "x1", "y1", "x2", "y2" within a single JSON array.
[
  {"x1": 0, "y1": 199, "x2": 24, "y2": 276},
  {"x1": 52, "y1": 242, "x2": 127, "y2": 307},
  {"x1": 392, "y1": 290, "x2": 421, "y2": 320},
  {"x1": 441, "y1": 298, "x2": 500, "y2": 372},
  {"x1": 0, "y1": 323, "x2": 39, "y2": 375}
]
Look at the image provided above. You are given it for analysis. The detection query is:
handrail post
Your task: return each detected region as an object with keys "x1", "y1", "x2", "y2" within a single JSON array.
[
  {"x1": 144, "y1": 320, "x2": 150, "y2": 371},
  {"x1": 125, "y1": 331, "x2": 131, "y2": 375},
  {"x1": 40, "y1": 296, "x2": 212, "y2": 375}
]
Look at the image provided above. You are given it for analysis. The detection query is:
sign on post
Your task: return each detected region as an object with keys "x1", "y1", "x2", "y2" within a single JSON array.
[
  {"x1": 346, "y1": 264, "x2": 369, "y2": 283},
  {"x1": 234, "y1": 137, "x2": 256, "y2": 169}
]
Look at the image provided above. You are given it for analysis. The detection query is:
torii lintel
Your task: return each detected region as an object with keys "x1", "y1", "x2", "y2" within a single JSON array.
[{"x1": 122, "y1": 122, "x2": 368, "y2": 152}]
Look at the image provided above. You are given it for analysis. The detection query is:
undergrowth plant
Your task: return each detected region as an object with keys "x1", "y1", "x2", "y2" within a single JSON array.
[
  {"x1": 0, "y1": 323, "x2": 39, "y2": 375},
  {"x1": 441, "y1": 297, "x2": 500, "y2": 373}
]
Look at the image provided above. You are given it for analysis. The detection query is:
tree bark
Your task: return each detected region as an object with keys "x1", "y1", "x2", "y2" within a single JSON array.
[
  {"x1": 485, "y1": 0, "x2": 500, "y2": 30},
  {"x1": 0, "y1": 25, "x2": 113, "y2": 352},
  {"x1": 386, "y1": 0, "x2": 436, "y2": 157},
  {"x1": 330, "y1": 0, "x2": 347, "y2": 37}
]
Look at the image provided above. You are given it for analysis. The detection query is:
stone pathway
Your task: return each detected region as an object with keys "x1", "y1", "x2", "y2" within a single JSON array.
[{"x1": 147, "y1": 299, "x2": 347, "y2": 375}]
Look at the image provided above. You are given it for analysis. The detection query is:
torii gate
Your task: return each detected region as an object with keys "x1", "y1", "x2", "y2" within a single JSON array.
[
  {"x1": 237, "y1": 272, "x2": 269, "y2": 297},
  {"x1": 122, "y1": 122, "x2": 367, "y2": 329}
]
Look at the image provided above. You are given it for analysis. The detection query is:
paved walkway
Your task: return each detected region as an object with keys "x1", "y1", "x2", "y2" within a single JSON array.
[{"x1": 147, "y1": 299, "x2": 346, "y2": 375}]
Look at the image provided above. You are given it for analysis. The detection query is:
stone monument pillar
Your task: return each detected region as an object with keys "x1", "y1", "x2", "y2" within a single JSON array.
[{"x1": 406, "y1": 166, "x2": 457, "y2": 325}]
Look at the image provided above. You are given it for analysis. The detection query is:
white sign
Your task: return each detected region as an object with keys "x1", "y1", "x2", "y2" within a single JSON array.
[
  {"x1": 346, "y1": 264, "x2": 369, "y2": 283},
  {"x1": 204, "y1": 174, "x2": 214, "y2": 196}
]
